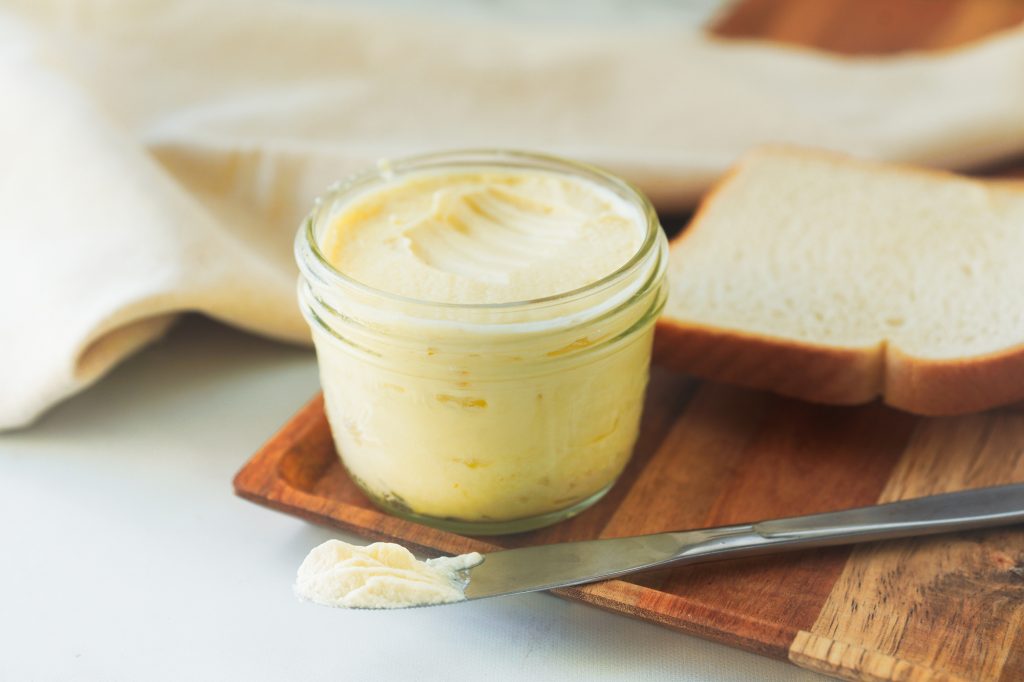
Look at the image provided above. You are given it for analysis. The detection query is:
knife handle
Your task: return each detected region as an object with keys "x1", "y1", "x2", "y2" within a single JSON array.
[
  {"x1": 755, "y1": 482, "x2": 1024, "y2": 541},
  {"x1": 671, "y1": 483, "x2": 1024, "y2": 564}
]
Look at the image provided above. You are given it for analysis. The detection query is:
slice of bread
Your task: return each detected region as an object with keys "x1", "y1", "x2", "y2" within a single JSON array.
[{"x1": 656, "y1": 147, "x2": 1024, "y2": 416}]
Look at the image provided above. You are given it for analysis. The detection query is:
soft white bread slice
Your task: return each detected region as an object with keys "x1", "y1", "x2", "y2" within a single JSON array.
[{"x1": 656, "y1": 147, "x2": 1024, "y2": 416}]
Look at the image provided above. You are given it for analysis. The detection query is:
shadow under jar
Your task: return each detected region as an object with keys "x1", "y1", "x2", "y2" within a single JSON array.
[{"x1": 296, "y1": 150, "x2": 667, "y2": 535}]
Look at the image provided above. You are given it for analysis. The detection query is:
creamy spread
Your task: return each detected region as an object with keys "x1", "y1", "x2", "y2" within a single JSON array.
[
  {"x1": 321, "y1": 170, "x2": 644, "y2": 303},
  {"x1": 295, "y1": 539, "x2": 483, "y2": 609},
  {"x1": 300, "y1": 156, "x2": 667, "y2": 532}
]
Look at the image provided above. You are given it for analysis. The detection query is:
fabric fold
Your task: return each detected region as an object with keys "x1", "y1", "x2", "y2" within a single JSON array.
[{"x1": 3, "y1": 0, "x2": 1024, "y2": 428}]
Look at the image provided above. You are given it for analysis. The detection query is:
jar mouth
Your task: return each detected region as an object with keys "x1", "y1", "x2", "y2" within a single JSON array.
[{"x1": 296, "y1": 149, "x2": 663, "y2": 314}]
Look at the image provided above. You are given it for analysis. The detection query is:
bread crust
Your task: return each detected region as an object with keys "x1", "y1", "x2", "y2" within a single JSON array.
[
  {"x1": 658, "y1": 146, "x2": 1024, "y2": 416},
  {"x1": 885, "y1": 343, "x2": 1024, "y2": 415},
  {"x1": 653, "y1": 320, "x2": 883, "y2": 405},
  {"x1": 655, "y1": 319, "x2": 1024, "y2": 416}
]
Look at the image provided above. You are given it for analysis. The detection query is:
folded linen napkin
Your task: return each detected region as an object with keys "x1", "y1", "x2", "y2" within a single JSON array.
[{"x1": 3, "y1": 0, "x2": 1024, "y2": 429}]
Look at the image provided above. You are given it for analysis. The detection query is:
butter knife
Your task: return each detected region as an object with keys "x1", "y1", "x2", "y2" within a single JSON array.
[{"x1": 462, "y1": 483, "x2": 1024, "y2": 601}]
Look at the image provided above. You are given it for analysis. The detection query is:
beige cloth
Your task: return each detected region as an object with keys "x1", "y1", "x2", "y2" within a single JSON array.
[{"x1": 3, "y1": 0, "x2": 1024, "y2": 429}]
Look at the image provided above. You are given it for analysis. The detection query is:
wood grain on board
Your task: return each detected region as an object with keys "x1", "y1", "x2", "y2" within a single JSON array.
[
  {"x1": 790, "y1": 414, "x2": 1024, "y2": 680},
  {"x1": 236, "y1": 2, "x2": 1024, "y2": 681}
]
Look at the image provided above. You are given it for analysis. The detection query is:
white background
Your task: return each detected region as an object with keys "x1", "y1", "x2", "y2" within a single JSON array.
[{"x1": 0, "y1": 318, "x2": 826, "y2": 681}]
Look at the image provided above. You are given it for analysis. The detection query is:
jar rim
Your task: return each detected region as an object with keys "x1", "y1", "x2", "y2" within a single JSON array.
[{"x1": 296, "y1": 149, "x2": 663, "y2": 313}]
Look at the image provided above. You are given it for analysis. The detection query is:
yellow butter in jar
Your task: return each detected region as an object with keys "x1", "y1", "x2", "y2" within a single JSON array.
[{"x1": 296, "y1": 151, "x2": 667, "y2": 534}]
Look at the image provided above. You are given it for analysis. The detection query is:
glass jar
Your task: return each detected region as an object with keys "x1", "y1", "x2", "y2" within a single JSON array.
[{"x1": 295, "y1": 150, "x2": 667, "y2": 535}]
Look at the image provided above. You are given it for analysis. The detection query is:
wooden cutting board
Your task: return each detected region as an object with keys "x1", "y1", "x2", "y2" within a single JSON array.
[
  {"x1": 234, "y1": 3, "x2": 1024, "y2": 680},
  {"x1": 234, "y1": 371, "x2": 1024, "y2": 681}
]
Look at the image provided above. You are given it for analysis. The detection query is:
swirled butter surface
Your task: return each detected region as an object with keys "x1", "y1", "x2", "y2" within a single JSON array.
[
  {"x1": 321, "y1": 170, "x2": 644, "y2": 303},
  {"x1": 295, "y1": 539, "x2": 483, "y2": 609}
]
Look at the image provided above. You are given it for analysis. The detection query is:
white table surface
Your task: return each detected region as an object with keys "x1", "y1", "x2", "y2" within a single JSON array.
[{"x1": 0, "y1": 317, "x2": 828, "y2": 681}]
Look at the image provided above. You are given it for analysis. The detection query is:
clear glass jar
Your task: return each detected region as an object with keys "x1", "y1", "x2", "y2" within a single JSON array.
[{"x1": 295, "y1": 150, "x2": 667, "y2": 535}]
